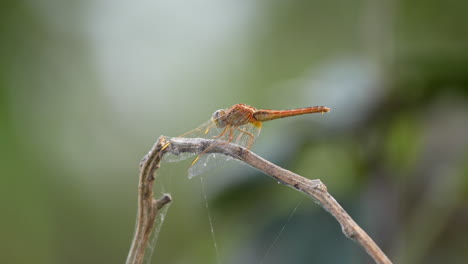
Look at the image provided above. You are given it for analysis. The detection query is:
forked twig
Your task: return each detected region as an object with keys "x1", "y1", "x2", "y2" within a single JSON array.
[
  {"x1": 126, "y1": 138, "x2": 172, "y2": 264},
  {"x1": 127, "y1": 136, "x2": 392, "y2": 264}
]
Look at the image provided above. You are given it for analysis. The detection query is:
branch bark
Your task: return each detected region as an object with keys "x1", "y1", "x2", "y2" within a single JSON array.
[
  {"x1": 126, "y1": 138, "x2": 172, "y2": 264},
  {"x1": 127, "y1": 136, "x2": 392, "y2": 264}
]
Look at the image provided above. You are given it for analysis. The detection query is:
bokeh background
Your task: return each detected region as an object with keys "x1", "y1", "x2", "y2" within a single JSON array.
[{"x1": 1, "y1": 1, "x2": 467, "y2": 263}]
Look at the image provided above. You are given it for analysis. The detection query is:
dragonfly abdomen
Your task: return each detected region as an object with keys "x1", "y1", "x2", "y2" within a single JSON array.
[{"x1": 253, "y1": 106, "x2": 330, "y2": 122}]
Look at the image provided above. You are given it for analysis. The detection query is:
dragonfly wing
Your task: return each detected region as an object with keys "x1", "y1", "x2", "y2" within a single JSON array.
[
  {"x1": 162, "y1": 150, "x2": 196, "y2": 163},
  {"x1": 188, "y1": 123, "x2": 261, "y2": 178},
  {"x1": 230, "y1": 122, "x2": 262, "y2": 149},
  {"x1": 161, "y1": 119, "x2": 219, "y2": 163},
  {"x1": 163, "y1": 118, "x2": 261, "y2": 178},
  {"x1": 178, "y1": 119, "x2": 219, "y2": 138},
  {"x1": 188, "y1": 152, "x2": 232, "y2": 178}
]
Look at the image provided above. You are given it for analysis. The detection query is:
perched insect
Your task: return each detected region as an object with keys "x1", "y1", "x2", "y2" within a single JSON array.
[{"x1": 163, "y1": 104, "x2": 331, "y2": 177}]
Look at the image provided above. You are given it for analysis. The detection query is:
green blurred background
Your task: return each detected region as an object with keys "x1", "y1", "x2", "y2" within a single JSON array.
[{"x1": 1, "y1": 1, "x2": 467, "y2": 263}]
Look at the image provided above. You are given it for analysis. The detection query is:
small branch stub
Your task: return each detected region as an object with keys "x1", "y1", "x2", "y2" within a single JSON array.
[{"x1": 154, "y1": 194, "x2": 172, "y2": 210}]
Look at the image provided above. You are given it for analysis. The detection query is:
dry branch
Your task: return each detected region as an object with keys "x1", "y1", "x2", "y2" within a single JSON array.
[
  {"x1": 126, "y1": 136, "x2": 392, "y2": 264},
  {"x1": 126, "y1": 138, "x2": 172, "y2": 264}
]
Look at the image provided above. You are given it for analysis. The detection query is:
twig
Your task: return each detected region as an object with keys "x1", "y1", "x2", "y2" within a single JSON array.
[
  {"x1": 126, "y1": 138, "x2": 172, "y2": 264},
  {"x1": 127, "y1": 136, "x2": 392, "y2": 264},
  {"x1": 162, "y1": 137, "x2": 392, "y2": 264}
]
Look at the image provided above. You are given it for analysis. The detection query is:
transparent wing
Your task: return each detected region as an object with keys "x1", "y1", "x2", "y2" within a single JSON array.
[
  {"x1": 187, "y1": 152, "x2": 232, "y2": 178},
  {"x1": 228, "y1": 122, "x2": 262, "y2": 149},
  {"x1": 186, "y1": 122, "x2": 262, "y2": 178},
  {"x1": 162, "y1": 118, "x2": 262, "y2": 178},
  {"x1": 161, "y1": 119, "x2": 219, "y2": 163}
]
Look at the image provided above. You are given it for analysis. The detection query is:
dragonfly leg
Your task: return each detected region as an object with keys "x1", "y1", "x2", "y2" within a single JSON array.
[
  {"x1": 213, "y1": 125, "x2": 230, "y2": 139},
  {"x1": 229, "y1": 127, "x2": 235, "y2": 141},
  {"x1": 192, "y1": 125, "x2": 232, "y2": 166},
  {"x1": 235, "y1": 127, "x2": 255, "y2": 149}
]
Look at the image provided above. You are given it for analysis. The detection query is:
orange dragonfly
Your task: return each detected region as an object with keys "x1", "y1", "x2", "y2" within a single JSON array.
[{"x1": 163, "y1": 103, "x2": 331, "y2": 177}]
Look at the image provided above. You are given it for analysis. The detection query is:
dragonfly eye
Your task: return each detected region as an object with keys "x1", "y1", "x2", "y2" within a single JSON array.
[{"x1": 212, "y1": 109, "x2": 226, "y2": 128}]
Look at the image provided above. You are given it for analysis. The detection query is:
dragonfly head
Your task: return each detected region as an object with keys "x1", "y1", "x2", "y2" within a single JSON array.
[{"x1": 212, "y1": 109, "x2": 226, "y2": 128}]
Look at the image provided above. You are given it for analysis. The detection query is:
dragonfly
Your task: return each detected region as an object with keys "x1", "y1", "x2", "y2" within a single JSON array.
[{"x1": 162, "y1": 103, "x2": 331, "y2": 178}]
